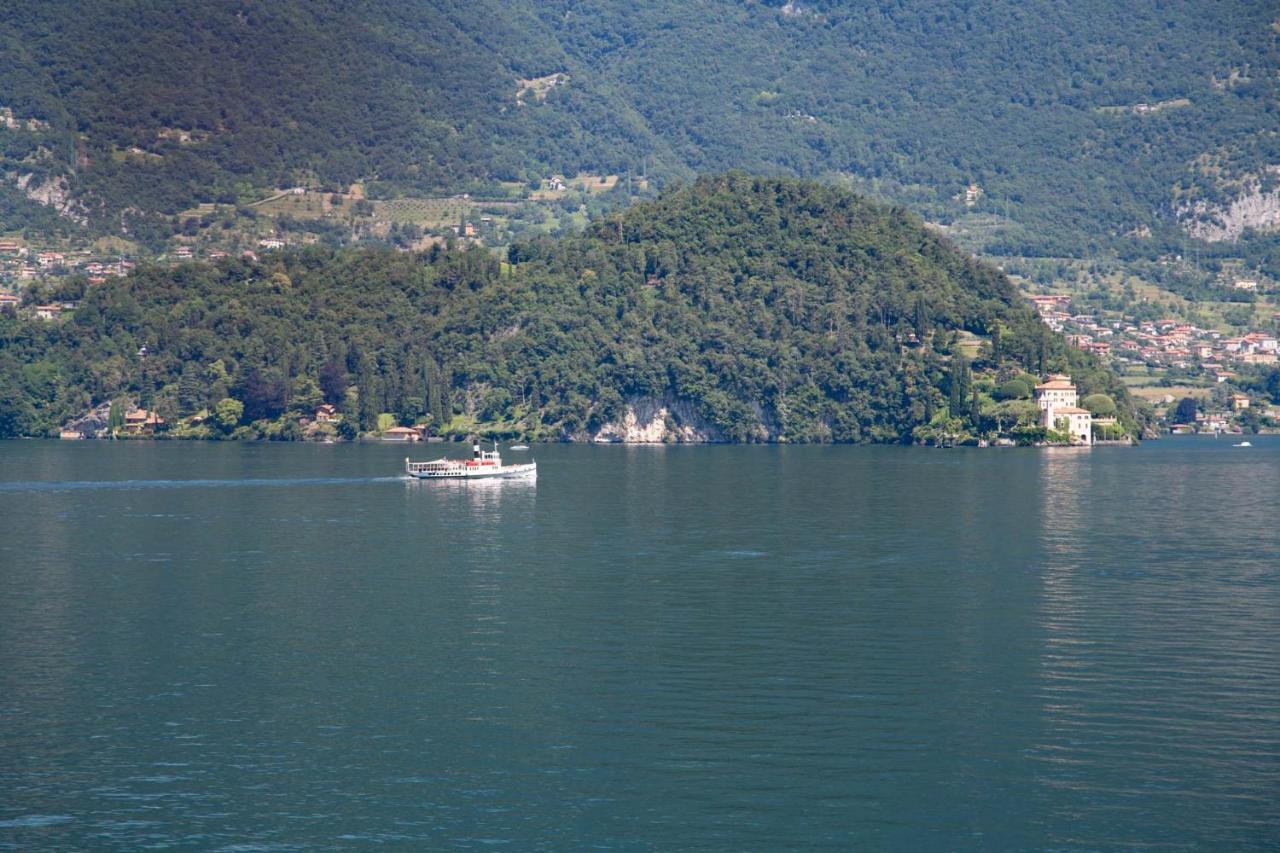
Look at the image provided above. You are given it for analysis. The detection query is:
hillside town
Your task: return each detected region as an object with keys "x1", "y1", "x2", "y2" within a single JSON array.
[
  {"x1": 1029, "y1": 291, "x2": 1280, "y2": 434},
  {"x1": 0, "y1": 237, "x2": 278, "y2": 291},
  {"x1": 1029, "y1": 291, "x2": 1280, "y2": 375}
]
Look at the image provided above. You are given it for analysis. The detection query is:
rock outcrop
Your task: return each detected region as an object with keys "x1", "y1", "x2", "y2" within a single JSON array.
[
  {"x1": 61, "y1": 401, "x2": 115, "y2": 438},
  {"x1": 590, "y1": 394, "x2": 726, "y2": 443},
  {"x1": 13, "y1": 172, "x2": 88, "y2": 224},
  {"x1": 1181, "y1": 167, "x2": 1280, "y2": 243}
]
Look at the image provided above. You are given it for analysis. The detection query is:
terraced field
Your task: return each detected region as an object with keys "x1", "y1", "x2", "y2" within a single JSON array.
[
  {"x1": 378, "y1": 198, "x2": 471, "y2": 227},
  {"x1": 254, "y1": 191, "x2": 334, "y2": 219}
]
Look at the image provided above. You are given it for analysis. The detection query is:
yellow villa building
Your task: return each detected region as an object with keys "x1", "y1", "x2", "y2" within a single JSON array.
[{"x1": 1035, "y1": 375, "x2": 1093, "y2": 446}]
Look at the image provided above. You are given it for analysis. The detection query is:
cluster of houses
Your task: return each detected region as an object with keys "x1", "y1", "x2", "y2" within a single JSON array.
[
  {"x1": 1, "y1": 234, "x2": 294, "y2": 281},
  {"x1": 1165, "y1": 390, "x2": 1280, "y2": 434},
  {"x1": 0, "y1": 240, "x2": 136, "y2": 287},
  {"x1": 1, "y1": 240, "x2": 133, "y2": 320},
  {"x1": 0, "y1": 292, "x2": 80, "y2": 322},
  {"x1": 0, "y1": 236, "x2": 302, "y2": 321},
  {"x1": 172, "y1": 243, "x2": 280, "y2": 263},
  {"x1": 1029, "y1": 293, "x2": 1280, "y2": 376}
]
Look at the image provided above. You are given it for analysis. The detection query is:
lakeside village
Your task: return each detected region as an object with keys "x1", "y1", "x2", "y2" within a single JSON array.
[
  {"x1": 1030, "y1": 289, "x2": 1280, "y2": 373},
  {"x1": 1029, "y1": 291, "x2": 1280, "y2": 435}
]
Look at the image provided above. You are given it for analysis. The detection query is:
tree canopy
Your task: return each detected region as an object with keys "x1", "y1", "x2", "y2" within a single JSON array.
[
  {"x1": 1, "y1": 0, "x2": 1276, "y2": 258},
  {"x1": 1082, "y1": 393, "x2": 1118, "y2": 416},
  {"x1": 0, "y1": 176, "x2": 1139, "y2": 441}
]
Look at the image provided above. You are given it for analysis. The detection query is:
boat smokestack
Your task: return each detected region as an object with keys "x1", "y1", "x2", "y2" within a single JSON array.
[{"x1": 473, "y1": 443, "x2": 481, "y2": 459}]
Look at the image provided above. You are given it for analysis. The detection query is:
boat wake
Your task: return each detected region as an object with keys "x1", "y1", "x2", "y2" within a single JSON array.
[{"x1": 0, "y1": 476, "x2": 406, "y2": 494}]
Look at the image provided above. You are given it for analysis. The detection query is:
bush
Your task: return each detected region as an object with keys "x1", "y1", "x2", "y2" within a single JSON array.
[
  {"x1": 1170, "y1": 397, "x2": 1198, "y2": 424},
  {"x1": 1082, "y1": 393, "x2": 1117, "y2": 416},
  {"x1": 214, "y1": 397, "x2": 244, "y2": 431},
  {"x1": 1011, "y1": 423, "x2": 1047, "y2": 445},
  {"x1": 1093, "y1": 422, "x2": 1125, "y2": 440},
  {"x1": 995, "y1": 378, "x2": 1031, "y2": 400}
]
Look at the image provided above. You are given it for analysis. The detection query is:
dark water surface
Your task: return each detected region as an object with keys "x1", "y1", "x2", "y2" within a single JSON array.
[{"x1": 1, "y1": 439, "x2": 1278, "y2": 849}]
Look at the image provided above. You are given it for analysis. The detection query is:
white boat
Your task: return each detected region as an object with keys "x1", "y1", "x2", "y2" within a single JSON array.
[
  {"x1": 405, "y1": 442, "x2": 536, "y2": 480},
  {"x1": 509, "y1": 444, "x2": 529, "y2": 451},
  {"x1": 1234, "y1": 441, "x2": 1252, "y2": 447}
]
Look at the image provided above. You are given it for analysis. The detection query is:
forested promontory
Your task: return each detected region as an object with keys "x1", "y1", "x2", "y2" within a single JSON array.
[{"x1": 0, "y1": 176, "x2": 1138, "y2": 442}]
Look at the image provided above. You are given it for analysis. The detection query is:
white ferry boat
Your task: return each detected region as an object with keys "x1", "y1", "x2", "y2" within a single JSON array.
[{"x1": 405, "y1": 442, "x2": 536, "y2": 480}]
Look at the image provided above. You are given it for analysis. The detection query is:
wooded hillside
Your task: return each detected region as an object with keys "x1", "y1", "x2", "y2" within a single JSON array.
[
  {"x1": 0, "y1": 176, "x2": 1136, "y2": 441},
  {"x1": 1, "y1": 1, "x2": 1276, "y2": 256}
]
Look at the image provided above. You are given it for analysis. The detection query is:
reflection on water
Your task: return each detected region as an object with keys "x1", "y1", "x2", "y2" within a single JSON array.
[
  {"x1": 0, "y1": 476, "x2": 406, "y2": 493},
  {"x1": 402, "y1": 473, "x2": 537, "y2": 531},
  {"x1": 1033, "y1": 444, "x2": 1280, "y2": 847},
  {"x1": 402, "y1": 474, "x2": 539, "y2": 714},
  {"x1": 1, "y1": 440, "x2": 1278, "y2": 848}
]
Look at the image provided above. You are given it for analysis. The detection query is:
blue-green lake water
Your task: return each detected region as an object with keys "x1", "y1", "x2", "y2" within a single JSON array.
[{"x1": 1, "y1": 439, "x2": 1278, "y2": 849}]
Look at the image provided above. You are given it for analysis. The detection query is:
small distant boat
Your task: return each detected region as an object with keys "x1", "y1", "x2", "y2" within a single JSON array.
[
  {"x1": 405, "y1": 442, "x2": 536, "y2": 480},
  {"x1": 1233, "y1": 441, "x2": 1252, "y2": 447},
  {"x1": 509, "y1": 444, "x2": 529, "y2": 451}
]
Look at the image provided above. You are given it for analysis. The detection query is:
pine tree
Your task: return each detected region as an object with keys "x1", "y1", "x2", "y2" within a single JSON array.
[{"x1": 177, "y1": 363, "x2": 206, "y2": 413}]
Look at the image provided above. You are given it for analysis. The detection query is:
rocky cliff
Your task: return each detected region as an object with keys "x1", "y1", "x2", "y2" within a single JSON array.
[
  {"x1": 589, "y1": 395, "x2": 727, "y2": 443},
  {"x1": 1181, "y1": 166, "x2": 1280, "y2": 243}
]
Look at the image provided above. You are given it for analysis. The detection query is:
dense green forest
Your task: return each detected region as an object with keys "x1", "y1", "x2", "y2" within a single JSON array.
[
  {"x1": 0, "y1": 1, "x2": 665, "y2": 236},
  {"x1": 0, "y1": 176, "x2": 1137, "y2": 442},
  {"x1": 1, "y1": 1, "x2": 1277, "y2": 256}
]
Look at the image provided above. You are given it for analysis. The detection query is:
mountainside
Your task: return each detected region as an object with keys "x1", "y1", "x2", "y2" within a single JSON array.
[
  {"x1": 0, "y1": 176, "x2": 1136, "y2": 441},
  {"x1": 0, "y1": 1, "x2": 666, "y2": 238},
  {"x1": 2, "y1": 1, "x2": 1277, "y2": 255}
]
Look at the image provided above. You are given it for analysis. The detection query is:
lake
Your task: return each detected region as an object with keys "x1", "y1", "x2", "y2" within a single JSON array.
[{"x1": 1, "y1": 438, "x2": 1278, "y2": 849}]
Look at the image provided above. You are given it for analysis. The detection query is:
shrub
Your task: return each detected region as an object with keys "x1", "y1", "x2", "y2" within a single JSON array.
[
  {"x1": 995, "y1": 378, "x2": 1031, "y2": 400},
  {"x1": 1082, "y1": 393, "x2": 1117, "y2": 416},
  {"x1": 214, "y1": 397, "x2": 244, "y2": 431}
]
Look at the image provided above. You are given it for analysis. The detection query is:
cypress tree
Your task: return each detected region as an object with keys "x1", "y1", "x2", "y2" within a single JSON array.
[
  {"x1": 424, "y1": 357, "x2": 447, "y2": 428},
  {"x1": 913, "y1": 295, "x2": 931, "y2": 336},
  {"x1": 108, "y1": 399, "x2": 125, "y2": 432},
  {"x1": 949, "y1": 356, "x2": 970, "y2": 419}
]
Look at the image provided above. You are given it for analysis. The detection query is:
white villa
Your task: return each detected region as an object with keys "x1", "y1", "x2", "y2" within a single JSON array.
[{"x1": 1035, "y1": 374, "x2": 1093, "y2": 445}]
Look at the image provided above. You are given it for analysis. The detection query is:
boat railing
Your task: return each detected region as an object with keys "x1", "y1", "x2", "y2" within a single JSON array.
[{"x1": 405, "y1": 458, "x2": 463, "y2": 474}]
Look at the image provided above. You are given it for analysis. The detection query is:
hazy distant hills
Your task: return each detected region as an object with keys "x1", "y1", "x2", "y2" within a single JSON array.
[{"x1": 2, "y1": 0, "x2": 1278, "y2": 254}]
